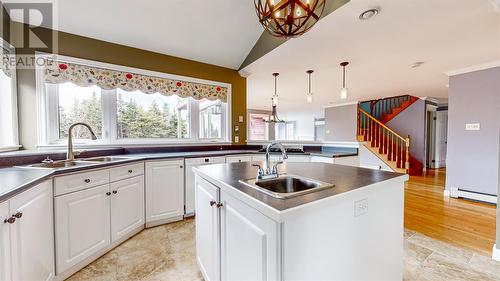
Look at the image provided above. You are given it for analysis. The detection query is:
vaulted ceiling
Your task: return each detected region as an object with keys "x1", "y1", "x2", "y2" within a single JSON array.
[
  {"x1": 242, "y1": 0, "x2": 500, "y2": 114},
  {"x1": 7, "y1": 0, "x2": 265, "y2": 69}
]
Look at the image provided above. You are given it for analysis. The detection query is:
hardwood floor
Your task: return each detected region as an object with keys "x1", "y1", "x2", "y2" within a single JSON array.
[{"x1": 404, "y1": 168, "x2": 497, "y2": 256}]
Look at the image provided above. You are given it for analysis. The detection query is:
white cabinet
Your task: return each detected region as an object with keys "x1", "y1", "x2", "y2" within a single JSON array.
[
  {"x1": 0, "y1": 201, "x2": 11, "y2": 281},
  {"x1": 225, "y1": 155, "x2": 252, "y2": 163},
  {"x1": 111, "y1": 176, "x2": 145, "y2": 242},
  {"x1": 195, "y1": 176, "x2": 219, "y2": 281},
  {"x1": 55, "y1": 184, "x2": 111, "y2": 275},
  {"x1": 55, "y1": 164, "x2": 145, "y2": 277},
  {"x1": 8, "y1": 181, "x2": 54, "y2": 281},
  {"x1": 195, "y1": 175, "x2": 279, "y2": 281},
  {"x1": 145, "y1": 159, "x2": 184, "y2": 225},
  {"x1": 185, "y1": 157, "x2": 225, "y2": 215},
  {"x1": 220, "y1": 190, "x2": 279, "y2": 281}
]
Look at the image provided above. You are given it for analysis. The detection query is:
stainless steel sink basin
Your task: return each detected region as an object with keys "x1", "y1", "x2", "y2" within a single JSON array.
[
  {"x1": 239, "y1": 174, "x2": 334, "y2": 199},
  {"x1": 27, "y1": 160, "x2": 97, "y2": 169},
  {"x1": 84, "y1": 156, "x2": 133, "y2": 162}
]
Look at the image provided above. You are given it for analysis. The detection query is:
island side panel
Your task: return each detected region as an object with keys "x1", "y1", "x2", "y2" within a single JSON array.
[{"x1": 282, "y1": 177, "x2": 405, "y2": 281}]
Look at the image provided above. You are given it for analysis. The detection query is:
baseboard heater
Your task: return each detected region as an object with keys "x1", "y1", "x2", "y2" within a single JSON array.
[{"x1": 448, "y1": 187, "x2": 497, "y2": 204}]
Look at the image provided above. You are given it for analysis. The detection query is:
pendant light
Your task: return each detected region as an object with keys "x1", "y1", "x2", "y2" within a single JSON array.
[
  {"x1": 340, "y1": 61, "x2": 349, "y2": 99},
  {"x1": 306, "y1": 70, "x2": 314, "y2": 103},
  {"x1": 254, "y1": 0, "x2": 326, "y2": 38},
  {"x1": 265, "y1": 73, "x2": 285, "y2": 123}
]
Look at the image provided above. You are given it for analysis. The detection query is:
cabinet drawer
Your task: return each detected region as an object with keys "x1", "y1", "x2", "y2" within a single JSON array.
[
  {"x1": 54, "y1": 169, "x2": 110, "y2": 196},
  {"x1": 226, "y1": 155, "x2": 253, "y2": 163},
  {"x1": 185, "y1": 156, "x2": 226, "y2": 165},
  {"x1": 110, "y1": 162, "x2": 144, "y2": 182}
]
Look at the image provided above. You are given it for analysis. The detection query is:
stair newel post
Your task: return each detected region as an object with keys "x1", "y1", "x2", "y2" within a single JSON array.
[{"x1": 405, "y1": 135, "x2": 411, "y2": 172}]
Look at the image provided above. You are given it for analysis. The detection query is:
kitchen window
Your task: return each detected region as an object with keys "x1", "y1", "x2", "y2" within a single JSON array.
[
  {"x1": 37, "y1": 54, "x2": 230, "y2": 146},
  {"x1": 0, "y1": 39, "x2": 19, "y2": 152}
]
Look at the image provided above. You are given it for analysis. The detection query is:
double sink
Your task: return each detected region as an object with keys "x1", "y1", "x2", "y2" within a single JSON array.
[{"x1": 26, "y1": 156, "x2": 134, "y2": 169}]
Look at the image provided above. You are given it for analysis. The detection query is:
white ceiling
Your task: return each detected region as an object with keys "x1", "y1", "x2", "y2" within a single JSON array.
[
  {"x1": 7, "y1": 0, "x2": 264, "y2": 69},
  {"x1": 242, "y1": 0, "x2": 500, "y2": 114}
]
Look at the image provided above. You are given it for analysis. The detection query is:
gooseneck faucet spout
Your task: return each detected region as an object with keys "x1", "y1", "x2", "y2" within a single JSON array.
[
  {"x1": 254, "y1": 141, "x2": 288, "y2": 180},
  {"x1": 67, "y1": 123, "x2": 97, "y2": 161}
]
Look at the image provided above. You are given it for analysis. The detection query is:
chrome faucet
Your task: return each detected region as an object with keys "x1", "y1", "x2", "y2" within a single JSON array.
[
  {"x1": 254, "y1": 141, "x2": 288, "y2": 180},
  {"x1": 67, "y1": 123, "x2": 97, "y2": 160}
]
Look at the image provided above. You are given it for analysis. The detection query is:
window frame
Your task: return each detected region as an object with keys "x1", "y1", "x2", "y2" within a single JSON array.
[
  {"x1": 35, "y1": 53, "x2": 231, "y2": 148},
  {"x1": 0, "y1": 38, "x2": 20, "y2": 152}
]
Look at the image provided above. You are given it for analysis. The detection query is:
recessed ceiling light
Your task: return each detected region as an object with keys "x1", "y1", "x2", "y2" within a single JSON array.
[
  {"x1": 359, "y1": 8, "x2": 379, "y2": 20},
  {"x1": 411, "y1": 61, "x2": 425, "y2": 68}
]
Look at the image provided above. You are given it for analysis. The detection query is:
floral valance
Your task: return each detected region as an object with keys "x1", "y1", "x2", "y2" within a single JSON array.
[
  {"x1": 44, "y1": 61, "x2": 228, "y2": 102},
  {"x1": 0, "y1": 47, "x2": 13, "y2": 78}
]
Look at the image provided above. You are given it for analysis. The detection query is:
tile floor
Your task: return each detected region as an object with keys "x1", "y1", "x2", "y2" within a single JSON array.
[{"x1": 67, "y1": 219, "x2": 500, "y2": 281}]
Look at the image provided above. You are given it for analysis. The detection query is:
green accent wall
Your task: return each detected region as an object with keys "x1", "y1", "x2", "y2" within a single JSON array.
[{"x1": 11, "y1": 22, "x2": 247, "y2": 148}]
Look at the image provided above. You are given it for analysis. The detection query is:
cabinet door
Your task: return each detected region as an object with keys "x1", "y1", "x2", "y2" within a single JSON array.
[
  {"x1": 195, "y1": 176, "x2": 219, "y2": 281},
  {"x1": 0, "y1": 201, "x2": 11, "y2": 281},
  {"x1": 185, "y1": 157, "x2": 225, "y2": 215},
  {"x1": 55, "y1": 184, "x2": 111, "y2": 275},
  {"x1": 145, "y1": 160, "x2": 184, "y2": 223},
  {"x1": 9, "y1": 181, "x2": 55, "y2": 281},
  {"x1": 220, "y1": 190, "x2": 279, "y2": 281},
  {"x1": 110, "y1": 175, "x2": 145, "y2": 242}
]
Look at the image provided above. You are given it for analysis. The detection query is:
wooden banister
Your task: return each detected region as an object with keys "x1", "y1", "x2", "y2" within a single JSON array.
[{"x1": 358, "y1": 107, "x2": 411, "y2": 172}]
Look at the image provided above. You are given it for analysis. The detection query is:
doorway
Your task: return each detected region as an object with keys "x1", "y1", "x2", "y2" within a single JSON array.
[{"x1": 425, "y1": 106, "x2": 448, "y2": 169}]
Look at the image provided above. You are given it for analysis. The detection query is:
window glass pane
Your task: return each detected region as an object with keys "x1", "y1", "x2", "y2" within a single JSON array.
[
  {"x1": 0, "y1": 70, "x2": 15, "y2": 146},
  {"x1": 57, "y1": 82, "x2": 102, "y2": 139},
  {"x1": 199, "y1": 99, "x2": 223, "y2": 139},
  {"x1": 117, "y1": 89, "x2": 189, "y2": 139}
]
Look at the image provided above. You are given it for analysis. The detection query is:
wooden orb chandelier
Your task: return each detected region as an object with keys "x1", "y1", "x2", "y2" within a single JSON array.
[{"x1": 255, "y1": 0, "x2": 326, "y2": 38}]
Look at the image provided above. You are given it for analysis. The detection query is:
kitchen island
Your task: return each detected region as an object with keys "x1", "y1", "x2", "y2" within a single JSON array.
[{"x1": 193, "y1": 162, "x2": 408, "y2": 281}]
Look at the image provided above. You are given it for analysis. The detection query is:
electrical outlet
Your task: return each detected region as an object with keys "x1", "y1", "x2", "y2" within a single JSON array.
[
  {"x1": 234, "y1": 136, "x2": 239, "y2": 143},
  {"x1": 354, "y1": 199, "x2": 368, "y2": 217}
]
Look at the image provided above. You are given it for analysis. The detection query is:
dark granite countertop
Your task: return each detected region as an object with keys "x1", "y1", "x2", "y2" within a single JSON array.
[
  {"x1": 0, "y1": 168, "x2": 55, "y2": 202},
  {"x1": 0, "y1": 149, "x2": 359, "y2": 203},
  {"x1": 194, "y1": 162, "x2": 407, "y2": 212}
]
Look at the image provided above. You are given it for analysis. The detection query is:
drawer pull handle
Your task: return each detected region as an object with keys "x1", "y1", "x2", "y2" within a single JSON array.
[
  {"x1": 204, "y1": 159, "x2": 209, "y2": 163},
  {"x1": 106, "y1": 192, "x2": 111, "y2": 196},
  {"x1": 216, "y1": 203, "x2": 224, "y2": 208},
  {"x1": 180, "y1": 165, "x2": 183, "y2": 168},
  {"x1": 128, "y1": 170, "x2": 133, "y2": 173},
  {"x1": 112, "y1": 190, "x2": 118, "y2": 194},
  {"x1": 4, "y1": 217, "x2": 15, "y2": 224},
  {"x1": 210, "y1": 200, "x2": 216, "y2": 206},
  {"x1": 13, "y1": 212, "x2": 23, "y2": 219},
  {"x1": 84, "y1": 179, "x2": 91, "y2": 183}
]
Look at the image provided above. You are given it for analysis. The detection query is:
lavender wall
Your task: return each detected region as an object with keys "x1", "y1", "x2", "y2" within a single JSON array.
[
  {"x1": 497, "y1": 125, "x2": 500, "y2": 251},
  {"x1": 446, "y1": 66, "x2": 500, "y2": 197},
  {"x1": 385, "y1": 99, "x2": 426, "y2": 164},
  {"x1": 324, "y1": 104, "x2": 357, "y2": 142}
]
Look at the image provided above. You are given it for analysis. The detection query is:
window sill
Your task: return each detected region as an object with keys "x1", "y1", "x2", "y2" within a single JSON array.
[
  {"x1": 0, "y1": 145, "x2": 22, "y2": 153},
  {"x1": 36, "y1": 141, "x2": 233, "y2": 150}
]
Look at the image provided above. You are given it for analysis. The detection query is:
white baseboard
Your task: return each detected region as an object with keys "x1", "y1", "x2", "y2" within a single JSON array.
[
  {"x1": 447, "y1": 188, "x2": 497, "y2": 204},
  {"x1": 493, "y1": 245, "x2": 500, "y2": 261}
]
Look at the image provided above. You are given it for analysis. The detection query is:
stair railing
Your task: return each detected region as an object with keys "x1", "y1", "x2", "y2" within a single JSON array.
[{"x1": 357, "y1": 107, "x2": 410, "y2": 171}]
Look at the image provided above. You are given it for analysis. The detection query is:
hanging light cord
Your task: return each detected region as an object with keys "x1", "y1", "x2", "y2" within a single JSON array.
[{"x1": 308, "y1": 72, "x2": 311, "y2": 93}]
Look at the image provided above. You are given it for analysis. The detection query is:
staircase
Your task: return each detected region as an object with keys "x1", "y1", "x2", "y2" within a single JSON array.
[
  {"x1": 362, "y1": 95, "x2": 419, "y2": 124},
  {"x1": 357, "y1": 107, "x2": 410, "y2": 174},
  {"x1": 357, "y1": 94, "x2": 424, "y2": 175}
]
